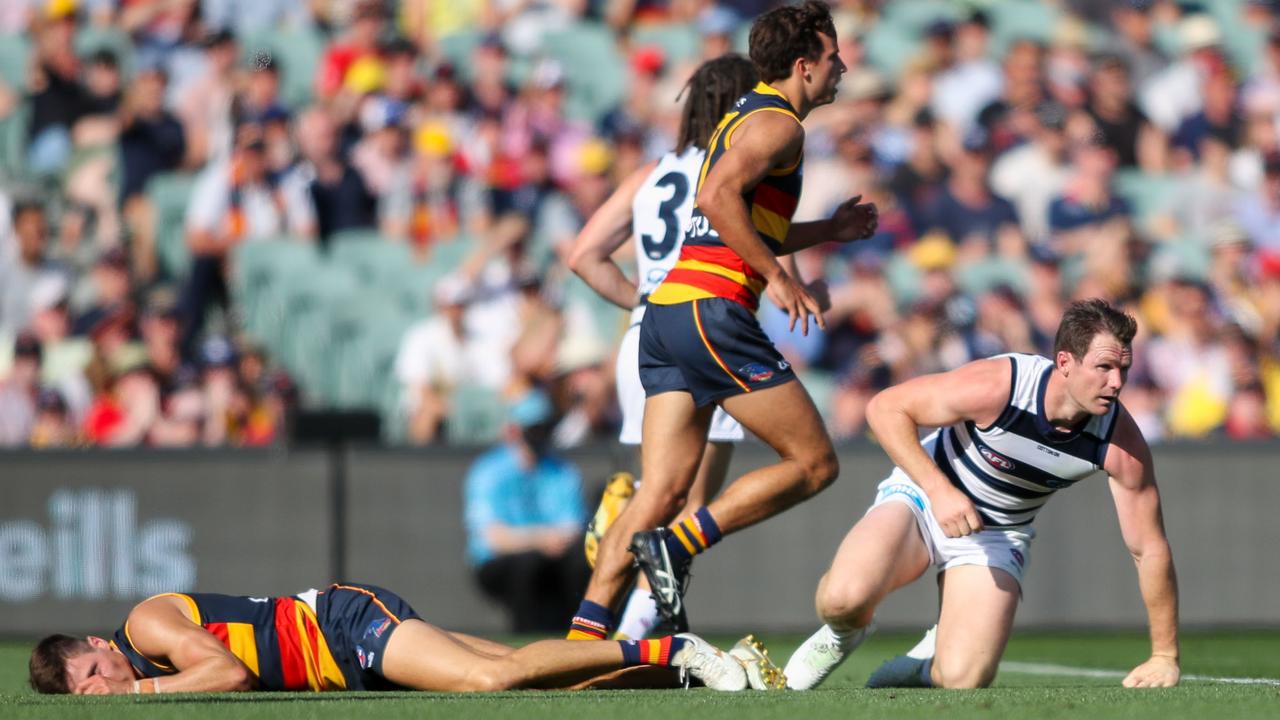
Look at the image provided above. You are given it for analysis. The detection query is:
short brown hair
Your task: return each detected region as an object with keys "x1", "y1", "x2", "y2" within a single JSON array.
[
  {"x1": 748, "y1": 1, "x2": 837, "y2": 83},
  {"x1": 29, "y1": 634, "x2": 89, "y2": 694},
  {"x1": 1053, "y1": 298, "x2": 1137, "y2": 359}
]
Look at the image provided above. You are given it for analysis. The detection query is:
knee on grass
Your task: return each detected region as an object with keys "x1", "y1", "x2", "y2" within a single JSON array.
[{"x1": 931, "y1": 658, "x2": 996, "y2": 689}]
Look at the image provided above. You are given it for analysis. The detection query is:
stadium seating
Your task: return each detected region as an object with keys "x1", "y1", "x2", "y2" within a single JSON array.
[
  {"x1": 630, "y1": 22, "x2": 700, "y2": 66},
  {"x1": 446, "y1": 384, "x2": 507, "y2": 445},
  {"x1": 145, "y1": 172, "x2": 198, "y2": 279},
  {"x1": 540, "y1": 21, "x2": 626, "y2": 123}
]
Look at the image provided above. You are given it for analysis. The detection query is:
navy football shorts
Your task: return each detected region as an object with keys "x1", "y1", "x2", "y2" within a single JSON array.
[
  {"x1": 316, "y1": 583, "x2": 421, "y2": 690},
  {"x1": 638, "y1": 297, "x2": 795, "y2": 407}
]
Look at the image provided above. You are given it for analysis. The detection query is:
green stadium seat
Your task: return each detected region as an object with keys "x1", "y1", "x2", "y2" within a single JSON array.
[
  {"x1": 438, "y1": 30, "x2": 483, "y2": 81},
  {"x1": 541, "y1": 21, "x2": 626, "y2": 123},
  {"x1": 75, "y1": 26, "x2": 134, "y2": 78},
  {"x1": 145, "y1": 172, "x2": 198, "y2": 280},
  {"x1": 0, "y1": 100, "x2": 29, "y2": 181},
  {"x1": 881, "y1": 0, "x2": 964, "y2": 35},
  {"x1": 988, "y1": 0, "x2": 1060, "y2": 52},
  {"x1": 329, "y1": 297, "x2": 414, "y2": 409},
  {"x1": 954, "y1": 257, "x2": 1029, "y2": 297},
  {"x1": 329, "y1": 231, "x2": 415, "y2": 286},
  {"x1": 631, "y1": 23, "x2": 701, "y2": 66},
  {"x1": 446, "y1": 384, "x2": 506, "y2": 445},
  {"x1": 277, "y1": 265, "x2": 361, "y2": 399},
  {"x1": 1113, "y1": 170, "x2": 1178, "y2": 233},
  {"x1": 231, "y1": 237, "x2": 321, "y2": 343},
  {"x1": 0, "y1": 33, "x2": 30, "y2": 88},
  {"x1": 238, "y1": 27, "x2": 325, "y2": 110},
  {"x1": 797, "y1": 368, "x2": 837, "y2": 422},
  {"x1": 863, "y1": 25, "x2": 922, "y2": 78}
]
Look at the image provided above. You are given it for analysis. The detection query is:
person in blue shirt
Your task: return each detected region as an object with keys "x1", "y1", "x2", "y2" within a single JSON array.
[{"x1": 464, "y1": 388, "x2": 589, "y2": 632}]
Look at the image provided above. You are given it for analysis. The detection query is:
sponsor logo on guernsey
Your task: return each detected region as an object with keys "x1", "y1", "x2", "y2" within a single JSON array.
[
  {"x1": 739, "y1": 363, "x2": 774, "y2": 383},
  {"x1": 979, "y1": 446, "x2": 1016, "y2": 472},
  {"x1": 777, "y1": 360, "x2": 791, "y2": 372},
  {"x1": 356, "y1": 646, "x2": 376, "y2": 669},
  {"x1": 364, "y1": 618, "x2": 391, "y2": 639}
]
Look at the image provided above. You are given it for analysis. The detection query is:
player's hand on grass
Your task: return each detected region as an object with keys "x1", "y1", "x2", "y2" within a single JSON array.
[
  {"x1": 73, "y1": 674, "x2": 134, "y2": 695},
  {"x1": 830, "y1": 195, "x2": 879, "y2": 243},
  {"x1": 767, "y1": 273, "x2": 825, "y2": 336},
  {"x1": 930, "y1": 485, "x2": 983, "y2": 538},
  {"x1": 1122, "y1": 655, "x2": 1180, "y2": 688}
]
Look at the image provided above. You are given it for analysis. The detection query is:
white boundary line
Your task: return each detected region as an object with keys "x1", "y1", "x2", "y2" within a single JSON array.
[{"x1": 1001, "y1": 661, "x2": 1280, "y2": 687}]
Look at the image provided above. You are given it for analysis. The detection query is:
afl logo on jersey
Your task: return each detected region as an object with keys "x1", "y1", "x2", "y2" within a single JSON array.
[
  {"x1": 979, "y1": 446, "x2": 1016, "y2": 472},
  {"x1": 739, "y1": 363, "x2": 775, "y2": 383}
]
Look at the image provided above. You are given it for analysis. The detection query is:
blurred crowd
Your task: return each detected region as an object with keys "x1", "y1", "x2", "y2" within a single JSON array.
[{"x1": 2, "y1": 0, "x2": 1279, "y2": 449}]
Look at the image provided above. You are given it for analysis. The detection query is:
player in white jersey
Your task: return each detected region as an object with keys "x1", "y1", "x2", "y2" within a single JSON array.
[
  {"x1": 570, "y1": 55, "x2": 799, "y2": 639},
  {"x1": 784, "y1": 299, "x2": 1180, "y2": 690}
]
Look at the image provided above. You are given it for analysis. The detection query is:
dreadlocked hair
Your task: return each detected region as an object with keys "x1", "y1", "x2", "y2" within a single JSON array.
[{"x1": 675, "y1": 54, "x2": 759, "y2": 153}]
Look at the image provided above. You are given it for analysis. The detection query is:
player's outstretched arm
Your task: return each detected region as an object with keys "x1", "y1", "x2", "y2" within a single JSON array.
[
  {"x1": 567, "y1": 160, "x2": 656, "y2": 310},
  {"x1": 1104, "y1": 408, "x2": 1181, "y2": 688},
  {"x1": 76, "y1": 596, "x2": 256, "y2": 695},
  {"x1": 866, "y1": 358, "x2": 1012, "y2": 538}
]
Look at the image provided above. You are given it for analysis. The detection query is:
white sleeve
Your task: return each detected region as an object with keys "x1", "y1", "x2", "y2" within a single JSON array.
[{"x1": 185, "y1": 167, "x2": 227, "y2": 232}]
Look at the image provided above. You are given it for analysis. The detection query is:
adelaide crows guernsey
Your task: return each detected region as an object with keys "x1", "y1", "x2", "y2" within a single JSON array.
[
  {"x1": 111, "y1": 590, "x2": 347, "y2": 691},
  {"x1": 647, "y1": 82, "x2": 803, "y2": 311},
  {"x1": 923, "y1": 353, "x2": 1121, "y2": 527}
]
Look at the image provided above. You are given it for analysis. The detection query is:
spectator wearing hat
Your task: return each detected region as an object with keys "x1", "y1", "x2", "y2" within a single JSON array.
[
  {"x1": 180, "y1": 122, "x2": 290, "y2": 360},
  {"x1": 916, "y1": 127, "x2": 1022, "y2": 254},
  {"x1": 379, "y1": 121, "x2": 462, "y2": 253},
  {"x1": 25, "y1": 273, "x2": 92, "y2": 417},
  {"x1": 29, "y1": 387, "x2": 77, "y2": 448},
  {"x1": 932, "y1": 10, "x2": 1002, "y2": 135},
  {"x1": 0, "y1": 333, "x2": 42, "y2": 446},
  {"x1": 1139, "y1": 14, "x2": 1227, "y2": 134},
  {"x1": 463, "y1": 387, "x2": 588, "y2": 632},
  {"x1": 1101, "y1": 0, "x2": 1169, "y2": 88},
  {"x1": 393, "y1": 274, "x2": 492, "y2": 445}
]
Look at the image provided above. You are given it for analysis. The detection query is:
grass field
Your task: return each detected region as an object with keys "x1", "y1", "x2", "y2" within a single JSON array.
[{"x1": 2, "y1": 630, "x2": 1277, "y2": 719}]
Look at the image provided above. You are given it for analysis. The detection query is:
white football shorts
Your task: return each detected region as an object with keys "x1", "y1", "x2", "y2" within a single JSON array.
[
  {"x1": 616, "y1": 321, "x2": 745, "y2": 445},
  {"x1": 868, "y1": 469, "x2": 1035, "y2": 586}
]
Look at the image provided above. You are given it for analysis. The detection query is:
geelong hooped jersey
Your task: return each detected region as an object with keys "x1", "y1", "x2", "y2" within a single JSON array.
[
  {"x1": 648, "y1": 82, "x2": 804, "y2": 311},
  {"x1": 630, "y1": 147, "x2": 705, "y2": 325},
  {"x1": 925, "y1": 353, "x2": 1120, "y2": 527},
  {"x1": 111, "y1": 590, "x2": 347, "y2": 691}
]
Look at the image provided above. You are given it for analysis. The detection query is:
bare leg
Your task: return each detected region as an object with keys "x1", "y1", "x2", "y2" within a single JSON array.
[
  {"x1": 930, "y1": 566, "x2": 1020, "y2": 688},
  {"x1": 814, "y1": 502, "x2": 932, "y2": 631},
  {"x1": 447, "y1": 632, "x2": 515, "y2": 658},
  {"x1": 687, "y1": 441, "x2": 734, "y2": 507},
  {"x1": 710, "y1": 380, "x2": 838, "y2": 532},
  {"x1": 383, "y1": 619, "x2": 629, "y2": 691},
  {"x1": 629, "y1": 440, "x2": 732, "y2": 595},
  {"x1": 583, "y1": 392, "x2": 712, "y2": 611}
]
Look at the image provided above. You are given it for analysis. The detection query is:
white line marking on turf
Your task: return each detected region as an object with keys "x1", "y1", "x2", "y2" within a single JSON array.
[{"x1": 1001, "y1": 661, "x2": 1280, "y2": 687}]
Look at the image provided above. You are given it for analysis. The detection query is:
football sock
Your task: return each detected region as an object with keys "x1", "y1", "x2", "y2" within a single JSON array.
[
  {"x1": 620, "y1": 635, "x2": 687, "y2": 667},
  {"x1": 612, "y1": 588, "x2": 660, "y2": 640},
  {"x1": 919, "y1": 658, "x2": 934, "y2": 687},
  {"x1": 665, "y1": 507, "x2": 722, "y2": 563},
  {"x1": 567, "y1": 600, "x2": 614, "y2": 640}
]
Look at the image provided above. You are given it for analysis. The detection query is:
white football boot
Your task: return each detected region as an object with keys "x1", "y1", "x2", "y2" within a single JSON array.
[
  {"x1": 728, "y1": 634, "x2": 787, "y2": 690},
  {"x1": 783, "y1": 623, "x2": 875, "y2": 690},
  {"x1": 671, "y1": 633, "x2": 749, "y2": 692}
]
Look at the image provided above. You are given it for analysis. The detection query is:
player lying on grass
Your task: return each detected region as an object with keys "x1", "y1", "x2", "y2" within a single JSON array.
[
  {"x1": 784, "y1": 299, "x2": 1181, "y2": 690},
  {"x1": 29, "y1": 582, "x2": 750, "y2": 694}
]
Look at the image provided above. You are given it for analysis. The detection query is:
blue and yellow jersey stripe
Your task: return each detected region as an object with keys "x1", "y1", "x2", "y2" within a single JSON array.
[
  {"x1": 112, "y1": 592, "x2": 347, "y2": 692},
  {"x1": 649, "y1": 82, "x2": 804, "y2": 310}
]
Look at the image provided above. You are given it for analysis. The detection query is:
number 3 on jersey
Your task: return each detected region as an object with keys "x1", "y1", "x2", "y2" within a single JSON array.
[{"x1": 640, "y1": 171, "x2": 689, "y2": 261}]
